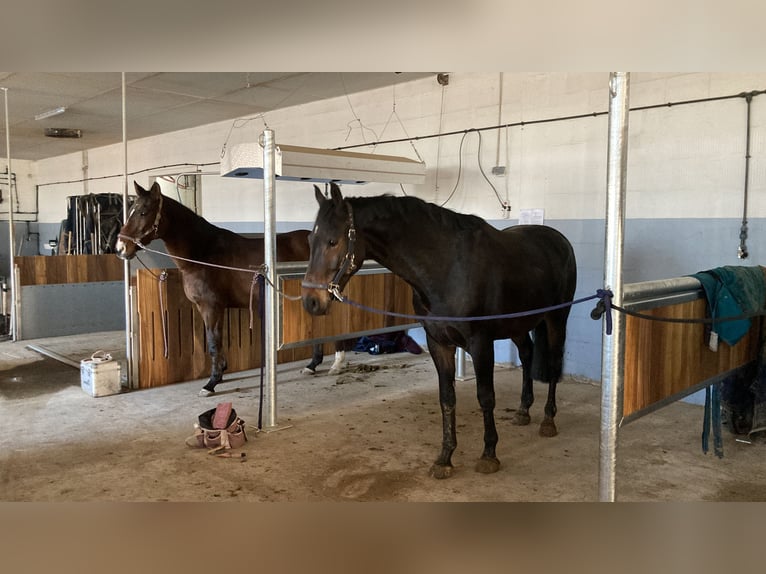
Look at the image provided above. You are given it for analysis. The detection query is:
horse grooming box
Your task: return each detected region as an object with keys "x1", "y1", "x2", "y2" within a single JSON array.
[{"x1": 80, "y1": 351, "x2": 122, "y2": 397}]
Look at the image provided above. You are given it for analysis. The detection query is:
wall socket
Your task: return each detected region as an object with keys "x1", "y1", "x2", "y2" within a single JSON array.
[{"x1": 491, "y1": 166, "x2": 506, "y2": 176}]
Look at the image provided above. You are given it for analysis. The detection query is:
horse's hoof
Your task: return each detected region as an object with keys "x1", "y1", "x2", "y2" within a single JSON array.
[
  {"x1": 301, "y1": 367, "x2": 316, "y2": 375},
  {"x1": 511, "y1": 411, "x2": 531, "y2": 426},
  {"x1": 475, "y1": 457, "x2": 501, "y2": 474},
  {"x1": 328, "y1": 364, "x2": 346, "y2": 376},
  {"x1": 429, "y1": 463, "x2": 454, "y2": 479},
  {"x1": 539, "y1": 418, "x2": 558, "y2": 437},
  {"x1": 198, "y1": 388, "x2": 214, "y2": 397}
]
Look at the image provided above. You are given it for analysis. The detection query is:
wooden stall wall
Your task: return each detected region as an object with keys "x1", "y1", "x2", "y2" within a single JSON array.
[
  {"x1": 623, "y1": 298, "x2": 761, "y2": 419},
  {"x1": 16, "y1": 254, "x2": 123, "y2": 285},
  {"x1": 280, "y1": 272, "x2": 416, "y2": 346},
  {"x1": 136, "y1": 269, "x2": 416, "y2": 389}
]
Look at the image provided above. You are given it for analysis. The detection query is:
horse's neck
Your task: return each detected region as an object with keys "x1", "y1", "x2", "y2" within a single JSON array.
[
  {"x1": 355, "y1": 200, "x2": 446, "y2": 292},
  {"x1": 159, "y1": 199, "x2": 218, "y2": 265}
]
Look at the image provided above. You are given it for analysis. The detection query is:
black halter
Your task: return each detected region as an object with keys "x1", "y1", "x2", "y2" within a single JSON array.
[{"x1": 302, "y1": 200, "x2": 357, "y2": 301}]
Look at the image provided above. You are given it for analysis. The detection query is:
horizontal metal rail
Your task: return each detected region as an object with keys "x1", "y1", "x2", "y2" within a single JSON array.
[{"x1": 623, "y1": 276, "x2": 703, "y2": 311}]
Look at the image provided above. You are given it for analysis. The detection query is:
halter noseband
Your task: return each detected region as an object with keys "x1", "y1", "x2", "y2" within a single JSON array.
[{"x1": 302, "y1": 200, "x2": 357, "y2": 301}]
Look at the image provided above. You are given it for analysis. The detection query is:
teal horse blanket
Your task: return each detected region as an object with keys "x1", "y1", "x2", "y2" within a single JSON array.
[{"x1": 691, "y1": 266, "x2": 766, "y2": 455}]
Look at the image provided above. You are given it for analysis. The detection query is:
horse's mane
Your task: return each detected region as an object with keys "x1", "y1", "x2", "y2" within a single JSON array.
[
  {"x1": 162, "y1": 192, "x2": 239, "y2": 240},
  {"x1": 350, "y1": 194, "x2": 489, "y2": 234}
]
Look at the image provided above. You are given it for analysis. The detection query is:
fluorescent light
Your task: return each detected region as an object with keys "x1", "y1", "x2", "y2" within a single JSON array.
[
  {"x1": 221, "y1": 142, "x2": 426, "y2": 185},
  {"x1": 34, "y1": 106, "x2": 66, "y2": 121}
]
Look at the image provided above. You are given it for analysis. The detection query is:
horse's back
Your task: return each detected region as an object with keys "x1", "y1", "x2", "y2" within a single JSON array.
[{"x1": 500, "y1": 224, "x2": 576, "y2": 297}]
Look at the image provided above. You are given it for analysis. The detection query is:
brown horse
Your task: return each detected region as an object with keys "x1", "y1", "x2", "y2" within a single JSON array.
[{"x1": 116, "y1": 181, "x2": 352, "y2": 396}]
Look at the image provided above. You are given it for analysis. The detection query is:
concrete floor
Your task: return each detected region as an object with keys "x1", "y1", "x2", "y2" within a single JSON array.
[{"x1": 1, "y1": 331, "x2": 764, "y2": 501}]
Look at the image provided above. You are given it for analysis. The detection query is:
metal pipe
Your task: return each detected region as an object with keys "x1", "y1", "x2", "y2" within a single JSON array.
[
  {"x1": 3, "y1": 88, "x2": 16, "y2": 340},
  {"x1": 456, "y1": 348, "x2": 466, "y2": 380},
  {"x1": 623, "y1": 276, "x2": 702, "y2": 302},
  {"x1": 599, "y1": 72, "x2": 630, "y2": 502},
  {"x1": 738, "y1": 93, "x2": 753, "y2": 259},
  {"x1": 262, "y1": 129, "x2": 278, "y2": 427},
  {"x1": 121, "y1": 72, "x2": 134, "y2": 388}
]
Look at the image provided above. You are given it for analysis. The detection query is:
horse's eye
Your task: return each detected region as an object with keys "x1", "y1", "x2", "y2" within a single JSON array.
[
  {"x1": 139, "y1": 210, "x2": 147, "y2": 217},
  {"x1": 328, "y1": 239, "x2": 338, "y2": 247}
]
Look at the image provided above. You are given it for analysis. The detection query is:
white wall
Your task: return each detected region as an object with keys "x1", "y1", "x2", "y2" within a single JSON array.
[
  {"x1": 28, "y1": 72, "x2": 766, "y2": 227},
  {"x1": 15, "y1": 72, "x2": 766, "y2": 380}
]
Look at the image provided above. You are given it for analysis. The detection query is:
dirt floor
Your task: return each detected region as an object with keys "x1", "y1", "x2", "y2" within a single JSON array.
[{"x1": 1, "y1": 330, "x2": 765, "y2": 502}]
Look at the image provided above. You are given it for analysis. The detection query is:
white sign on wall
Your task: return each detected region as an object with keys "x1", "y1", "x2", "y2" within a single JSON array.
[{"x1": 519, "y1": 208, "x2": 545, "y2": 225}]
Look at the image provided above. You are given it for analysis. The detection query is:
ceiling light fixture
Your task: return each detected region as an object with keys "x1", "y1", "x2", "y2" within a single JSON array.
[
  {"x1": 34, "y1": 106, "x2": 66, "y2": 121},
  {"x1": 221, "y1": 142, "x2": 426, "y2": 185}
]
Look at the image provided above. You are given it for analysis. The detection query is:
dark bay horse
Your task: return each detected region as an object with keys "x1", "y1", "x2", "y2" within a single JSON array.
[
  {"x1": 302, "y1": 183, "x2": 577, "y2": 478},
  {"x1": 116, "y1": 181, "x2": 351, "y2": 397}
]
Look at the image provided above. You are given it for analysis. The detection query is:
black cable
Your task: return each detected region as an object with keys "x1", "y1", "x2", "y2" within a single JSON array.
[
  {"x1": 36, "y1": 162, "x2": 219, "y2": 188},
  {"x1": 333, "y1": 89, "x2": 766, "y2": 152}
]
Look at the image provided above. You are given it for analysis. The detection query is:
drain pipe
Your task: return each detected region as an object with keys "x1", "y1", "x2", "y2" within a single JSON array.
[{"x1": 738, "y1": 92, "x2": 754, "y2": 260}]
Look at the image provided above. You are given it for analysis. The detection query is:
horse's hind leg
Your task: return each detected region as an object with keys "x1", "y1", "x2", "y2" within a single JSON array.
[
  {"x1": 538, "y1": 311, "x2": 570, "y2": 437},
  {"x1": 511, "y1": 333, "x2": 535, "y2": 426},
  {"x1": 301, "y1": 344, "x2": 324, "y2": 375},
  {"x1": 426, "y1": 334, "x2": 458, "y2": 479},
  {"x1": 470, "y1": 337, "x2": 500, "y2": 474}
]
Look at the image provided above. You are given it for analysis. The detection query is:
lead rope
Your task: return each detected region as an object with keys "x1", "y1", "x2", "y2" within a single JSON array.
[
  {"x1": 257, "y1": 275, "x2": 265, "y2": 430},
  {"x1": 158, "y1": 270, "x2": 169, "y2": 358}
]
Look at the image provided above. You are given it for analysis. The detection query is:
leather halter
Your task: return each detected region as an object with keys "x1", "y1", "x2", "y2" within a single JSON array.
[
  {"x1": 302, "y1": 200, "x2": 357, "y2": 301},
  {"x1": 119, "y1": 192, "x2": 163, "y2": 247}
]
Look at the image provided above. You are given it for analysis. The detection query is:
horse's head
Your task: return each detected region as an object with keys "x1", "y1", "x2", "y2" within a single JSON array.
[
  {"x1": 302, "y1": 183, "x2": 364, "y2": 315},
  {"x1": 115, "y1": 181, "x2": 164, "y2": 260}
]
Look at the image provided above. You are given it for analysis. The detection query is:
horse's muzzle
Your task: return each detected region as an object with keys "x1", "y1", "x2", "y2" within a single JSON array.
[
  {"x1": 302, "y1": 291, "x2": 331, "y2": 316},
  {"x1": 115, "y1": 239, "x2": 136, "y2": 261}
]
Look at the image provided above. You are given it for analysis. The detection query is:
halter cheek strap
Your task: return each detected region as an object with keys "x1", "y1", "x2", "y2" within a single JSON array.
[
  {"x1": 302, "y1": 201, "x2": 357, "y2": 301},
  {"x1": 327, "y1": 202, "x2": 357, "y2": 300},
  {"x1": 118, "y1": 192, "x2": 163, "y2": 246}
]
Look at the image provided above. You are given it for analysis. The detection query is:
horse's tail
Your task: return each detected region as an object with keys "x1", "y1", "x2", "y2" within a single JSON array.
[
  {"x1": 531, "y1": 319, "x2": 564, "y2": 384},
  {"x1": 531, "y1": 321, "x2": 551, "y2": 383}
]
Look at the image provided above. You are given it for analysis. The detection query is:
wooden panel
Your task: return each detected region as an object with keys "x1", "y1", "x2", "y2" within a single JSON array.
[
  {"x1": 623, "y1": 298, "x2": 761, "y2": 417},
  {"x1": 16, "y1": 255, "x2": 122, "y2": 285},
  {"x1": 136, "y1": 269, "x2": 316, "y2": 389},
  {"x1": 280, "y1": 272, "x2": 416, "y2": 345},
  {"x1": 135, "y1": 268, "x2": 417, "y2": 388}
]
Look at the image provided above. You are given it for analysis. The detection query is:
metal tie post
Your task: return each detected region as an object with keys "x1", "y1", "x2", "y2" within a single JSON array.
[
  {"x1": 599, "y1": 72, "x2": 630, "y2": 502},
  {"x1": 262, "y1": 129, "x2": 278, "y2": 428}
]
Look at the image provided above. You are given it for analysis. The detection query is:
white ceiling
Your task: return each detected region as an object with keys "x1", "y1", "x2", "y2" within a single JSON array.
[{"x1": 0, "y1": 72, "x2": 433, "y2": 162}]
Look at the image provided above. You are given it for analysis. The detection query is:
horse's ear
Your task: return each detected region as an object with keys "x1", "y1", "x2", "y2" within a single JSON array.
[
  {"x1": 314, "y1": 185, "x2": 326, "y2": 205},
  {"x1": 149, "y1": 181, "x2": 162, "y2": 196},
  {"x1": 134, "y1": 182, "x2": 150, "y2": 197},
  {"x1": 329, "y1": 182, "x2": 343, "y2": 205}
]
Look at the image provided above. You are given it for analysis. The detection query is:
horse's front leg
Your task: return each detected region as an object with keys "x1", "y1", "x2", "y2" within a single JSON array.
[
  {"x1": 470, "y1": 337, "x2": 500, "y2": 474},
  {"x1": 426, "y1": 334, "x2": 457, "y2": 479},
  {"x1": 200, "y1": 310, "x2": 226, "y2": 397},
  {"x1": 301, "y1": 344, "x2": 324, "y2": 375}
]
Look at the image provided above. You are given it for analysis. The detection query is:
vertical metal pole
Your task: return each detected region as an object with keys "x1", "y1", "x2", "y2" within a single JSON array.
[
  {"x1": 121, "y1": 72, "x2": 134, "y2": 387},
  {"x1": 262, "y1": 129, "x2": 278, "y2": 427},
  {"x1": 456, "y1": 348, "x2": 466, "y2": 380},
  {"x1": 599, "y1": 72, "x2": 630, "y2": 502},
  {"x1": 3, "y1": 87, "x2": 16, "y2": 341}
]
